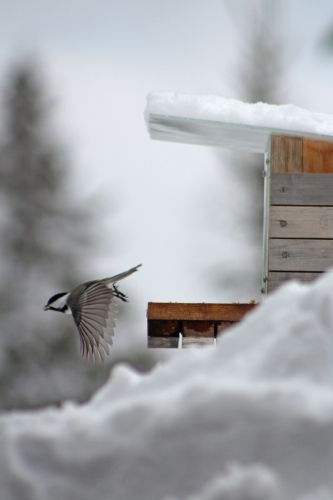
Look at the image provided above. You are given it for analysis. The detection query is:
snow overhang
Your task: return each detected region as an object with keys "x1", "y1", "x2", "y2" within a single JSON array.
[{"x1": 145, "y1": 93, "x2": 333, "y2": 154}]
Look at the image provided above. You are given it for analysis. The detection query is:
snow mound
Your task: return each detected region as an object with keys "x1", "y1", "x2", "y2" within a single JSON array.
[
  {"x1": 2, "y1": 273, "x2": 333, "y2": 500},
  {"x1": 145, "y1": 92, "x2": 333, "y2": 138}
]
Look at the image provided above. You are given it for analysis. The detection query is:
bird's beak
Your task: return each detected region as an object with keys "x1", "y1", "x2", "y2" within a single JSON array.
[{"x1": 43, "y1": 305, "x2": 49, "y2": 311}]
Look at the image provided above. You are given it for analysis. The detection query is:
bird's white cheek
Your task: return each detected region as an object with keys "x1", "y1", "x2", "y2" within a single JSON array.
[{"x1": 64, "y1": 306, "x2": 72, "y2": 315}]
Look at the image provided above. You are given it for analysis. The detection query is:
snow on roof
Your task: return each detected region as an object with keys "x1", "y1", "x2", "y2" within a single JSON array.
[
  {"x1": 145, "y1": 92, "x2": 333, "y2": 153},
  {"x1": 2, "y1": 273, "x2": 333, "y2": 499}
]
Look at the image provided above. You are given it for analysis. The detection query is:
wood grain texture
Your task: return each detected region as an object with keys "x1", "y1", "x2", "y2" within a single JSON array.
[
  {"x1": 270, "y1": 206, "x2": 333, "y2": 238},
  {"x1": 269, "y1": 239, "x2": 333, "y2": 271},
  {"x1": 183, "y1": 321, "x2": 214, "y2": 338},
  {"x1": 268, "y1": 271, "x2": 323, "y2": 292},
  {"x1": 147, "y1": 302, "x2": 256, "y2": 321},
  {"x1": 147, "y1": 320, "x2": 180, "y2": 338},
  {"x1": 270, "y1": 135, "x2": 303, "y2": 173},
  {"x1": 303, "y1": 138, "x2": 333, "y2": 173},
  {"x1": 148, "y1": 337, "x2": 179, "y2": 348},
  {"x1": 270, "y1": 174, "x2": 333, "y2": 206},
  {"x1": 182, "y1": 337, "x2": 214, "y2": 348}
]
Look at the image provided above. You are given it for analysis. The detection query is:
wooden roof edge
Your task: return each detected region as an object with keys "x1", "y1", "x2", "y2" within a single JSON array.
[
  {"x1": 147, "y1": 302, "x2": 257, "y2": 321},
  {"x1": 147, "y1": 113, "x2": 333, "y2": 154}
]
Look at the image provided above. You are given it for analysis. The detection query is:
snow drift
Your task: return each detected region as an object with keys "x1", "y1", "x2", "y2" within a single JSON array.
[
  {"x1": 1, "y1": 272, "x2": 333, "y2": 500},
  {"x1": 145, "y1": 92, "x2": 333, "y2": 138}
]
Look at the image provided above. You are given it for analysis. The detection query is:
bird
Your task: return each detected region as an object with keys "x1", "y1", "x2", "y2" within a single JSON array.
[{"x1": 43, "y1": 264, "x2": 142, "y2": 364}]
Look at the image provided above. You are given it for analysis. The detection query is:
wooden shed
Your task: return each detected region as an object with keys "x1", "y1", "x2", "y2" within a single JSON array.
[{"x1": 144, "y1": 94, "x2": 333, "y2": 347}]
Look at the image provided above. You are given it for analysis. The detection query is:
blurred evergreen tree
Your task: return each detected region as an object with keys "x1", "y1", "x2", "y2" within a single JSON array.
[
  {"x1": 210, "y1": 0, "x2": 284, "y2": 300},
  {"x1": 319, "y1": 22, "x2": 333, "y2": 52},
  {"x1": 0, "y1": 58, "x2": 164, "y2": 411},
  {"x1": 0, "y1": 58, "x2": 107, "y2": 409}
]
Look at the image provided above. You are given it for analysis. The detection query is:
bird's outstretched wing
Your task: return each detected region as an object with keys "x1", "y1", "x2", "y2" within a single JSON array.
[{"x1": 71, "y1": 282, "x2": 117, "y2": 364}]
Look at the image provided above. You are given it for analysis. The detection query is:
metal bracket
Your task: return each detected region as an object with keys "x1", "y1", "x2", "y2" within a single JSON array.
[{"x1": 262, "y1": 140, "x2": 271, "y2": 295}]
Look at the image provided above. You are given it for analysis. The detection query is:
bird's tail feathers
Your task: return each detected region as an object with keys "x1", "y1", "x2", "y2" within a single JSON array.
[{"x1": 104, "y1": 264, "x2": 142, "y2": 285}]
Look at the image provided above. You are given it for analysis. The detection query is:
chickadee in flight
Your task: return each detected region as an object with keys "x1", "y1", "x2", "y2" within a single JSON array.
[{"x1": 43, "y1": 264, "x2": 142, "y2": 364}]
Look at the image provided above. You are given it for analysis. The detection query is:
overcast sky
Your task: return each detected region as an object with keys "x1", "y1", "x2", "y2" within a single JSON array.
[{"x1": 1, "y1": 0, "x2": 333, "y2": 342}]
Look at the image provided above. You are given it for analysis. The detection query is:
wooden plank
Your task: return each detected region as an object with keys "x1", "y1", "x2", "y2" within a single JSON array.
[
  {"x1": 183, "y1": 321, "x2": 214, "y2": 338},
  {"x1": 147, "y1": 319, "x2": 180, "y2": 338},
  {"x1": 270, "y1": 135, "x2": 303, "y2": 173},
  {"x1": 147, "y1": 302, "x2": 256, "y2": 321},
  {"x1": 148, "y1": 337, "x2": 179, "y2": 348},
  {"x1": 269, "y1": 239, "x2": 333, "y2": 271},
  {"x1": 303, "y1": 138, "x2": 333, "y2": 173},
  {"x1": 268, "y1": 271, "x2": 323, "y2": 292},
  {"x1": 270, "y1": 174, "x2": 333, "y2": 206},
  {"x1": 270, "y1": 206, "x2": 333, "y2": 238},
  {"x1": 182, "y1": 337, "x2": 214, "y2": 348}
]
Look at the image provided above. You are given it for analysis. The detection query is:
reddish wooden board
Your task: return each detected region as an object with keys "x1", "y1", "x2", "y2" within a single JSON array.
[{"x1": 147, "y1": 302, "x2": 256, "y2": 321}]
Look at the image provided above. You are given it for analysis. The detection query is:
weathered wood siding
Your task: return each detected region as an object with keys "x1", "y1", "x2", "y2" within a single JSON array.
[
  {"x1": 268, "y1": 135, "x2": 333, "y2": 292},
  {"x1": 270, "y1": 174, "x2": 333, "y2": 206}
]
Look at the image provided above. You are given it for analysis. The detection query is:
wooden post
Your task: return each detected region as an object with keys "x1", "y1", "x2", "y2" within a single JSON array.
[{"x1": 267, "y1": 135, "x2": 333, "y2": 292}]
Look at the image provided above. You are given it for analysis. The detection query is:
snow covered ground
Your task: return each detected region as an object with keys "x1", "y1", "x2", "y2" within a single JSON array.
[{"x1": 1, "y1": 272, "x2": 333, "y2": 500}]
